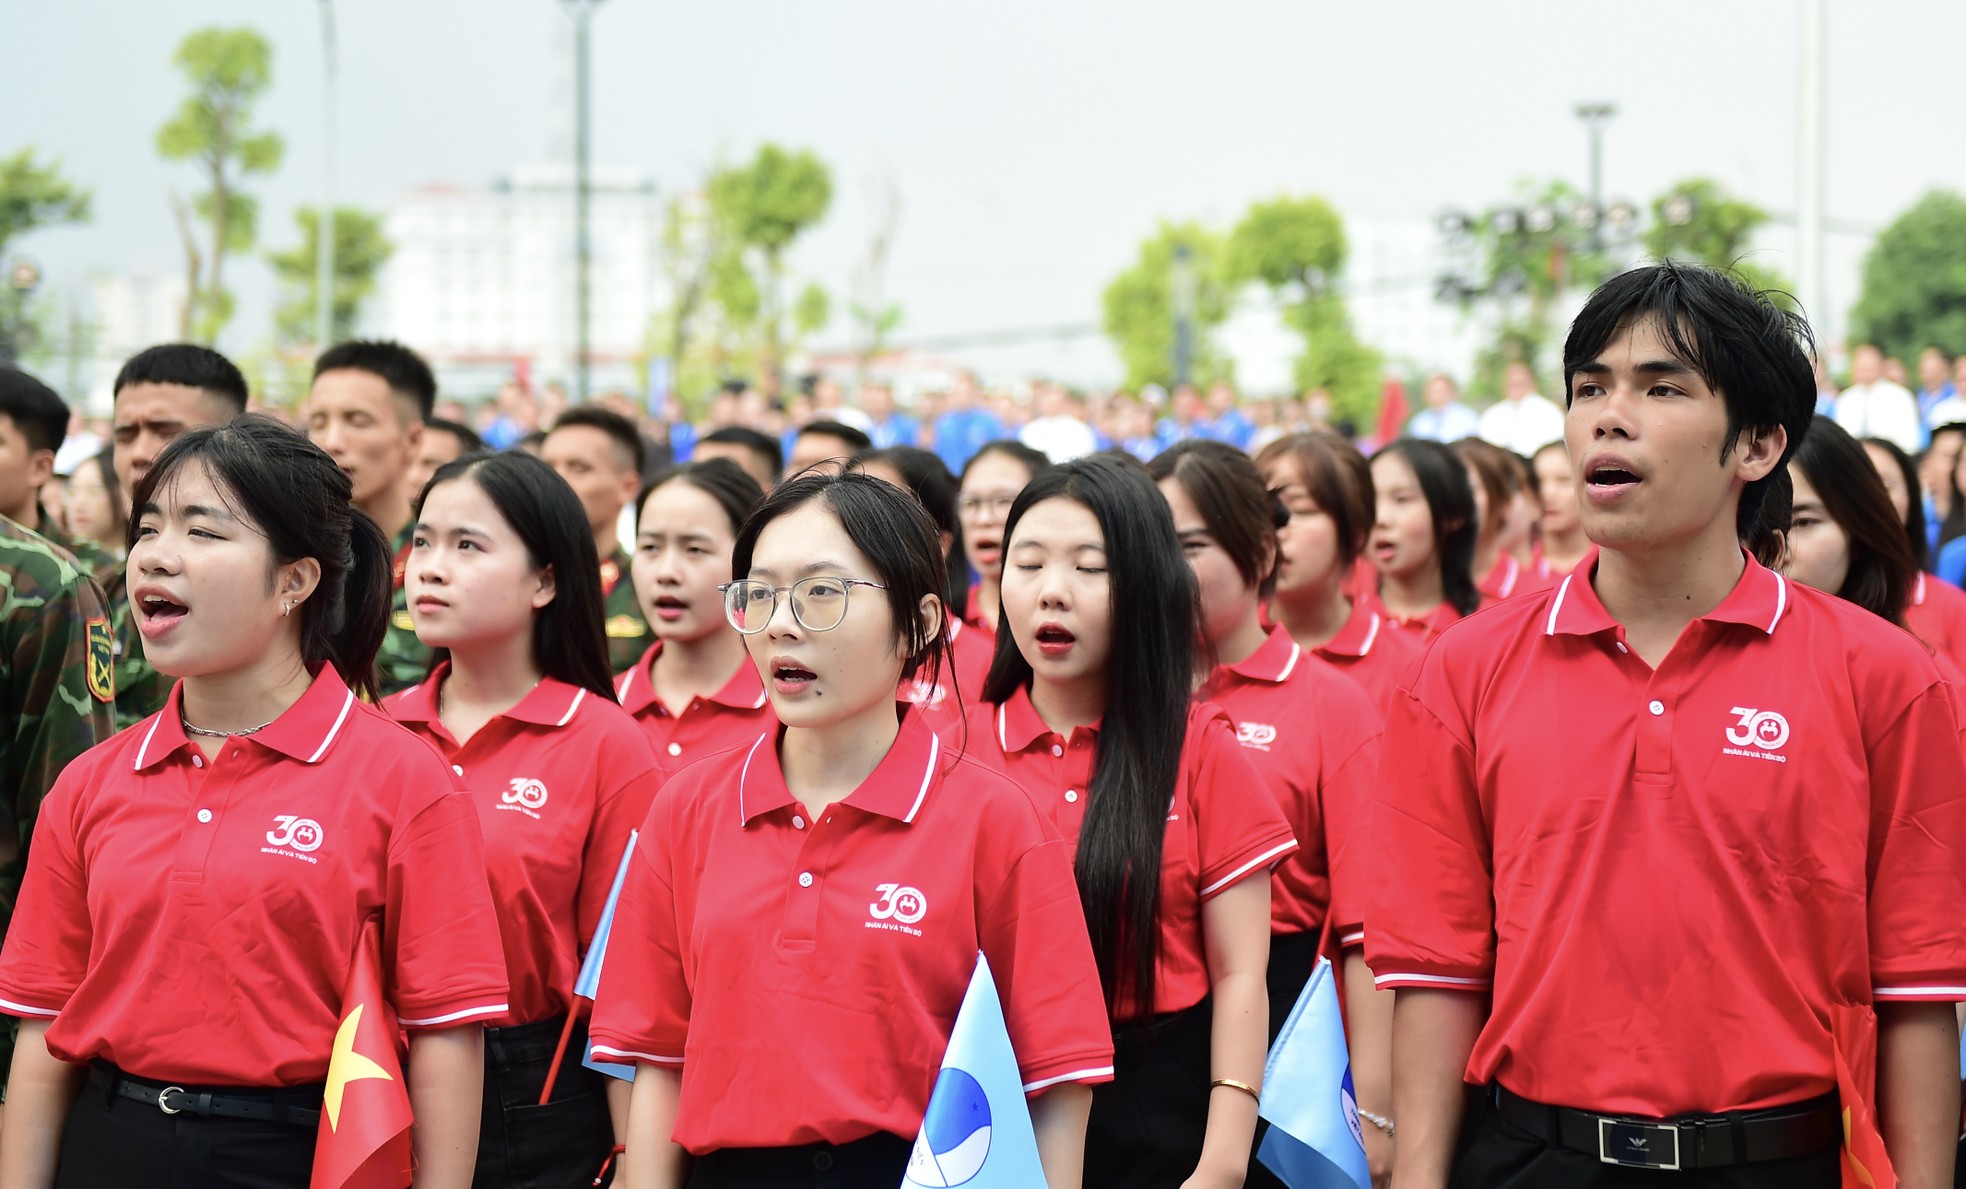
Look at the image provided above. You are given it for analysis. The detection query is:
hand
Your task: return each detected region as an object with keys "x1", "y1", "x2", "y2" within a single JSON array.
[
  {"x1": 1178, "y1": 1158, "x2": 1245, "y2": 1189},
  {"x1": 1363, "y1": 1124, "x2": 1394, "y2": 1188}
]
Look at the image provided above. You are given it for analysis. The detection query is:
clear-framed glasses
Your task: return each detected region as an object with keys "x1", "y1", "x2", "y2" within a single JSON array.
[
  {"x1": 718, "y1": 576, "x2": 889, "y2": 635},
  {"x1": 957, "y1": 493, "x2": 1018, "y2": 519}
]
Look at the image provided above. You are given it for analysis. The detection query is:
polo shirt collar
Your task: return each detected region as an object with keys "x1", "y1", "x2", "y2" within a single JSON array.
[
  {"x1": 133, "y1": 663, "x2": 359, "y2": 771},
  {"x1": 736, "y1": 711, "x2": 942, "y2": 826},
  {"x1": 390, "y1": 662, "x2": 591, "y2": 729},
  {"x1": 615, "y1": 643, "x2": 768, "y2": 716},
  {"x1": 1543, "y1": 548, "x2": 1792, "y2": 638},
  {"x1": 993, "y1": 682, "x2": 1100, "y2": 754},
  {"x1": 1912, "y1": 572, "x2": 1928, "y2": 607},
  {"x1": 1318, "y1": 599, "x2": 1384, "y2": 660},
  {"x1": 1221, "y1": 626, "x2": 1303, "y2": 684}
]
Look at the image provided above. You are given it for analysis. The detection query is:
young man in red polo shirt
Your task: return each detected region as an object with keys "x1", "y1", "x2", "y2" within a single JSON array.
[{"x1": 1368, "y1": 262, "x2": 1966, "y2": 1188}]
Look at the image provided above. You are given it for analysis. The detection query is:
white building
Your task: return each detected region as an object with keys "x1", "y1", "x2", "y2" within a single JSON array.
[
  {"x1": 81, "y1": 271, "x2": 189, "y2": 414},
  {"x1": 376, "y1": 164, "x2": 664, "y2": 398},
  {"x1": 1342, "y1": 219, "x2": 1483, "y2": 384}
]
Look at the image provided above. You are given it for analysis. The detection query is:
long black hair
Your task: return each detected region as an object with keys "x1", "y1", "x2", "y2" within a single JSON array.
[
  {"x1": 981, "y1": 454, "x2": 1197, "y2": 1017},
  {"x1": 416, "y1": 451, "x2": 616, "y2": 700},
  {"x1": 862, "y1": 445, "x2": 970, "y2": 622},
  {"x1": 1858, "y1": 436, "x2": 1930, "y2": 572},
  {"x1": 129, "y1": 413, "x2": 392, "y2": 698},
  {"x1": 1147, "y1": 439, "x2": 1289, "y2": 601},
  {"x1": 1375, "y1": 438, "x2": 1480, "y2": 617},
  {"x1": 1792, "y1": 417, "x2": 1916, "y2": 627}
]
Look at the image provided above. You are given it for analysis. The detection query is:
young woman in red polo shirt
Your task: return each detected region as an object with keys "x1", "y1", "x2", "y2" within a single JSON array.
[
  {"x1": 967, "y1": 454, "x2": 1297, "y2": 1189},
  {"x1": 1253, "y1": 432, "x2": 1421, "y2": 712},
  {"x1": 386, "y1": 450, "x2": 663, "y2": 1187},
  {"x1": 1530, "y1": 440, "x2": 1590, "y2": 579},
  {"x1": 616, "y1": 460, "x2": 774, "y2": 776},
  {"x1": 1455, "y1": 438, "x2": 1551, "y2": 606},
  {"x1": 589, "y1": 469, "x2": 1114, "y2": 1189},
  {"x1": 955, "y1": 440, "x2": 1051, "y2": 633},
  {"x1": 0, "y1": 415, "x2": 506, "y2": 1189},
  {"x1": 1365, "y1": 438, "x2": 1481, "y2": 641},
  {"x1": 1783, "y1": 418, "x2": 1929, "y2": 633},
  {"x1": 1857, "y1": 434, "x2": 1966, "y2": 669}
]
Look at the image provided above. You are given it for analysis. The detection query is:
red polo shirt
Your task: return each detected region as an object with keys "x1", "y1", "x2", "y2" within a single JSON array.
[
  {"x1": 0, "y1": 666, "x2": 509, "y2": 1086},
  {"x1": 617, "y1": 642, "x2": 775, "y2": 777},
  {"x1": 1366, "y1": 550, "x2": 1966, "y2": 1116},
  {"x1": 1361, "y1": 589, "x2": 1463, "y2": 643},
  {"x1": 1476, "y1": 553, "x2": 1552, "y2": 606},
  {"x1": 903, "y1": 619, "x2": 997, "y2": 742},
  {"x1": 1197, "y1": 628, "x2": 1381, "y2": 943},
  {"x1": 1905, "y1": 571, "x2": 1966, "y2": 671},
  {"x1": 966, "y1": 689, "x2": 1298, "y2": 1020},
  {"x1": 586, "y1": 712, "x2": 1114, "y2": 1152},
  {"x1": 1310, "y1": 597, "x2": 1424, "y2": 716},
  {"x1": 385, "y1": 667, "x2": 663, "y2": 1027}
]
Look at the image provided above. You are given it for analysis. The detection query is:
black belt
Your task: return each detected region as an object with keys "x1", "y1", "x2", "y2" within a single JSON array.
[
  {"x1": 91, "y1": 1064, "x2": 323, "y2": 1129},
  {"x1": 1491, "y1": 1084, "x2": 1841, "y2": 1171}
]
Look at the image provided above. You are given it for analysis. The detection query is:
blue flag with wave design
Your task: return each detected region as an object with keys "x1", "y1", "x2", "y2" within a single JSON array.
[
  {"x1": 1256, "y1": 955, "x2": 1371, "y2": 1189},
  {"x1": 900, "y1": 952, "x2": 1047, "y2": 1189}
]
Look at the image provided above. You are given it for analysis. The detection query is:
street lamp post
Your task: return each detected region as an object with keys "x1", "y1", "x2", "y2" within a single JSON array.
[
  {"x1": 1574, "y1": 102, "x2": 1617, "y2": 254},
  {"x1": 1171, "y1": 241, "x2": 1195, "y2": 388},
  {"x1": 317, "y1": 0, "x2": 338, "y2": 353},
  {"x1": 560, "y1": 0, "x2": 604, "y2": 405},
  {"x1": 0, "y1": 260, "x2": 42, "y2": 368}
]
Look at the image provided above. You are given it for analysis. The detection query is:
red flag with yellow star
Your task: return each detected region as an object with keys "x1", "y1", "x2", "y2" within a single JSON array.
[
  {"x1": 311, "y1": 920, "x2": 414, "y2": 1189},
  {"x1": 1830, "y1": 1003, "x2": 1896, "y2": 1189}
]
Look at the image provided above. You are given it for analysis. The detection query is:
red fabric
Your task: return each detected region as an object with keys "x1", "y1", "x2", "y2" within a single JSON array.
[
  {"x1": 310, "y1": 920, "x2": 414, "y2": 1189},
  {"x1": 967, "y1": 691, "x2": 1298, "y2": 1019},
  {"x1": 386, "y1": 668, "x2": 662, "y2": 1026},
  {"x1": 1903, "y1": 571, "x2": 1966, "y2": 672},
  {"x1": 1367, "y1": 551, "x2": 1966, "y2": 1115},
  {"x1": 1374, "y1": 378, "x2": 1411, "y2": 448},
  {"x1": 616, "y1": 642, "x2": 775, "y2": 777},
  {"x1": 1309, "y1": 598, "x2": 1424, "y2": 717},
  {"x1": 586, "y1": 712, "x2": 1113, "y2": 1152},
  {"x1": 0, "y1": 667, "x2": 509, "y2": 1084},
  {"x1": 1829, "y1": 1003, "x2": 1895, "y2": 1189},
  {"x1": 1357, "y1": 588, "x2": 1463, "y2": 643},
  {"x1": 1476, "y1": 553, "x2": 1553, "y2": 606},
  {"x1": 902, "y1": 618, "x2": 996, "y2": 742}
]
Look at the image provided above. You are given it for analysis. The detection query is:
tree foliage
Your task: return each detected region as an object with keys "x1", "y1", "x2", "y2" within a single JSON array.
[
  {"x1": 0, "y1": 149, "x2": 92, "y2": 260},
  {"x1": 1101, "y1": 221, "x2": 1234, "y2": 389},
  {"x1": 1644, "y1": 177, "x2": 1793, "y2": 311},
  {"x1": 1228, "y1": 195, "x2": 1381, "y2": 425},
  {"x1": 156, "y1": 26, "x2": 284, "y2": 343},
  {"x1": 1849, "y1": 190, "x2": 1966, "y2": 363},
  {"x1": 267, "y1": 206, "x2": 393, "y2": 347},
  {"x1": 706, "y1": 144, "x2": 834, "y2": 390}
]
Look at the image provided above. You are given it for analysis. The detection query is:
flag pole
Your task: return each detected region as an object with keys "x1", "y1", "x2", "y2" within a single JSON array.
[{"x1": 538, "y1": 1002, "x2": 583, "y2": 1106}]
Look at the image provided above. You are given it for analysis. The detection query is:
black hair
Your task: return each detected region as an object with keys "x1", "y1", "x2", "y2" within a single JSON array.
[
  {"x1": 633, "y1": 458, "x2": 766, "y2": 537},
  {"x1": 797, "y1": 419, "x2": 873, "y2": 453},
  {"x1": 130, "y1": 414, "x2": 391, "y2": 698},
  {"x1": 414, "y1": 451, "x2": 616, "y2": 701},
  {"x1": 1454, "y1": 438, "x2": 1525, "y2": 541},
  {"x1": 1561, "y1": 261, "x2": 1815, "y2": 540},
  {"x1": 1859, "y1": 436, "x2": 1929, "y2": 571},
  {"x1": 981, "y1": 454, "x2": 1197, "y2": 1017},
  {"x1": 1255, "y1": 431, "x2": 1374, "y2": 566},
  {"x1": 1746, "y1": 466, "x2": 1793, "y2": 571},
  {"x1": 699, "y1": 425, "x2": 784, "y2": 477},
  {"x1": 1792, "y1": 417, "x2": 1916, "y2": 626},
  {"x1": 860, "y1": 446, "x2": 971, "y2": 622},
  {"x1": 730, "y1": 469, "x2": 949, "y2": 689},
  {"x1": 960, "y1": 439, "x2": 1050, "y2": 485},
  {"x1": 552, "y1": 404, "x2": 647, "y2": 475},
  {"x1": 1930, "y1": 422, "x2": 1966, "y2": 554},
  {"x1": 313, "y1": 339, "x2": 437, "y2": 423},
  {"x1": 425, "y1": 418, "x2": 483, "y2": 455},
  {"x1": 1147, "y1": 439, "x2": 1288, "y2": 602},
  {"x1": 0, "y1": 367, "x2": 69, "y2": 455},
  {"x1": 113, "y1": 343, "x2": 249, "y2": 415},
  {"x1": 1374, "y1": 439, "x2": 1481, "y2": 617}
]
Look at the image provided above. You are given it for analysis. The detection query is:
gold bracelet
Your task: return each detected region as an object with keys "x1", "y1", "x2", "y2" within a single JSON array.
[{"x1": 1209, "y1": 1077, "x2": 1260, "y2": 1101}]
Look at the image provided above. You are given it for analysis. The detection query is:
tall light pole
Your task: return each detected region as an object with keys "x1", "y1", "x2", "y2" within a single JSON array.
[
  {"x1": 1171, "y1": 241, "x2": 1195, "y2": 387},
  {"x1": 1797, "y1": 0, "x2": 1828, "y2": 335},
  {"x1": 1574, "y1": 102, "x2": 1617, "y2": 254},
  {"x1": 561, "y1": 0, "x2": 603, "y2": 404},
  {"x1": 316, "y1": 0, "x2": 337, "y2": 353}
]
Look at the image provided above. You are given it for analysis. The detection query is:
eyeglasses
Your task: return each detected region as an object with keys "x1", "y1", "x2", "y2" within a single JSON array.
[
  {"x1": 958, "y1": 494, "x2": 1018, "y2": 518},
  {"x1": 718, "y1": 576, "x2": 888, "y2": 635}
]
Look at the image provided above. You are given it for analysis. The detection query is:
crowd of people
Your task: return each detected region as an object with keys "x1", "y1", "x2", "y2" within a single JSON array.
[{"x1": 0, "y1": 259, "x2": 1962, "y2": 1189}]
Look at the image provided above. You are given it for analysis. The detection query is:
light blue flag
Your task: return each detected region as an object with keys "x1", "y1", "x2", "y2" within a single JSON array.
[
  {"x1": 900, "y1": 953, "x2": 1048, "y2": 1189},
  {"x1": 1256, "y1": 955, "x2": 1371, "y2": 1189},
  {"x1": 578, "y1": 830, "x2": 638, "y2": 1082}
]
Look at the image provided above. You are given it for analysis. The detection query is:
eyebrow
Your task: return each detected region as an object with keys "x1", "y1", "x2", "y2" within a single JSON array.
[
  {"x1": 181, "y1": 503, "x2": 238, "y2": 523},
  {"x1": 637, "y1": 529, "x2": 716, "y2": 544},
  {"x1": 414, "y1": 521, "x2": 494, "y2": 539},
  {"x1": 746, "y1": 559, "x2": 854, "y2": 580},
  {"x1": 1573, "y1": 358, "x2": 1699, "y2": 378}
]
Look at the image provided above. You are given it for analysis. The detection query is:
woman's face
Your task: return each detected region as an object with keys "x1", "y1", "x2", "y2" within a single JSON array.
[
  {"x1": 633, "y1": 479, "x2": 739, "y2": 645},
  {"x1": 1261, "y1": 457, "x2": 1343, "y2": 596},
  {"x1": 64, "y1": 463, "x2": 120, "y2": 547},
  {"x1": 958, "y1": 453, "x2": 1032, "y2": 582},
  {"x1": 1159, "y1": 476, "x2": 1259, "y2": 649},
  {"x1": 1861, "y1": 442, "x2": 1911, "y2": 527},
  {"x1": 1784, "y1": 467, "x2": 1851, "y2": 597},
  {"x1": 1369, "y1": 452, "x2": 1439, "y2": 582},
  {"x1": 1000, "y1": 497, "x2": 1114, "y2": 696},
  {"x1": 407, "y1": 477, "x2": 555, "y2": 653},
  {"x1": 1534, "y1": 447, "x2": 1579, "y2": 536}
]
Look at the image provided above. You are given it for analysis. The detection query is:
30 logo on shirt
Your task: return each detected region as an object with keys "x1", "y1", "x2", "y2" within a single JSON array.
[
  {"x1": 1722, "y1": 707, "x2": 1790, "y2": 764},
  {"x1": 262, "y1": 815, "x2": 326, "y2": 864},
  {"x1": 867, "y1": 882, "x2": 928, "y2": 937},
  {"x1": 1234, "y1": 721, "x2": 1278, "y2": 751},
  {"x1": 499, "y1": 778, "x2": 550, "y2": 820}
]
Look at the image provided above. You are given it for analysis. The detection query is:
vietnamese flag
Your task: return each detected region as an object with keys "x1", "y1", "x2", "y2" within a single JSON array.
[
  {"x1": 1374, "y1": 377, "x2": 1410, "y2": 449},
  {"x1": 1829, "y1": 1003, "x2": 1896, "y2": 1189},
  {"x1": 311, "y1": 920, "x2": 415, "y2": 1189}
]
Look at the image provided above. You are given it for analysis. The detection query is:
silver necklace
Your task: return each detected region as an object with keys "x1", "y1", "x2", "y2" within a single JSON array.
[{"x1": 181, "y1": 714, "x2": 275, "y2": 738}]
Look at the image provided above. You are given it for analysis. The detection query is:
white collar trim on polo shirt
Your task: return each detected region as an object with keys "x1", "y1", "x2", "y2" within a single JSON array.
[
  {"x1": 901, "y1": 731, "x2": 940, "y2": 824},
  {"x1": 734, "y1": 733, "x2": 770, "y2": 825},
  {"x1": 1544, "y1": 575, "x2": 1574, "y2": 637},
  {"x1": 555, "y1": 687, "x2": 587, "y2": 728},
  {"x1": 1544, "y1": 567, "x2": 1789, "y2": 636},
  {"x1": 307, "y1": 689, "x2": 357, "y2": 763},
  {"x1": 1357, "y1": 609, "x2": 1381, "y2": 656}
]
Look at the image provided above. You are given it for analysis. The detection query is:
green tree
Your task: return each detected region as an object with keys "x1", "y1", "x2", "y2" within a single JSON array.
[
  {"x1": 1101, "y1": 221, "x2": 1234, "y2": 389},
  {"x1": 267, "y1": 206, "x2": 392, "y2": 347},
  {"x1": 706, "y1": 144, "x2": 834, "y2": 391},
  {"x1": 1645, "y1": 178, "x2": 1792, "y2": 305},
  {"x1": 1228, "y1": 195, "x2": 1382, "y2": 425},
  {"x1": 1849, "y1": 190, "x2": 1966, "y2": 363},
  {"x1": 0, "y1": 150, "x2": 92, "y2": 364},
  {"x1": 156, "y1": 26, "x2": 285, "y2": 344}
]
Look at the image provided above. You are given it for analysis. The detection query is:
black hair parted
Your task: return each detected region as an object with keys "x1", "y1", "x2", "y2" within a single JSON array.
[
  {"x1": 313, "y1": 339, "x2": 437, "y2": 423},
  {"x1": 414, "y1": 451, "x2": 617, "y2": 701},
  {"x1": 731, "y1": 468, "x2": 950, "y2": 690},
  {"x1": 0, "y1": 366, "x2": 70, "y2": 455},
  {"x1": 635, "y1": 458, "x2": 766, "y2": 538},
  {"x1": 130, "y1": 414, "x2": 391, "y2": 698},
  {"x1": 1562, "y1": 261, "x2": 1816, "y2": 540},
  {"x1": 113, "y1": 343, "x2": 249, "y2": 415},
  {"x1": 980, "y1": 453, "x2": 1198, "y2": 1018},
  {"x1": 1375, "y1": 439, "x2": 1481, "y2": 617},
  {"x1": 960, "y1": 438, "x2": 1051, "y2": 485},
  {"x1": 1147, "y1": 439, "x2": 1287, "y2": 601}
]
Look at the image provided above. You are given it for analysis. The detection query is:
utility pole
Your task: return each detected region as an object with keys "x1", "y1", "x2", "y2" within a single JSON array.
[
  {"x1": 317, "y1": 0, "x2": 337, "y2": 353},
  {"x1": 1574, "y1": 102, "x2": 1616, "y2": 254},
  {"x1": 1797, "y1": 0, "x2": 1828, "y2": 336},
  {"x1": 561, "y1": 0, "x2": 603, "y2": 404},
  {"x1": 1172, "y1": 241, "x2": 1195, "y2": 387}
]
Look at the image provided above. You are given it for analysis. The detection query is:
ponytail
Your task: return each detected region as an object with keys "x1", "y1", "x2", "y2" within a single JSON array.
[{"x1": 317, "y1": 510, "x2": 392, "y2": 701}]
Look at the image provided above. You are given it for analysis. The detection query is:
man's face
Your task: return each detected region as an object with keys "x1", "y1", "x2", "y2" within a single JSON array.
[
  {"x1": 1504, "y1": 363, "x2": 1535, "y2": 401},
  {"x1": 403, "y1": 426, "x2": 473, "y2": 503},
  {"x1": 1424, "y1": 376, "x2": 1457, "y2": 409},
  {"x1": 861, "y1": 386, "x2": 894, "y2": 421},
  {"x1": 0, "y1": 414, "x2": 51, "y2": 523},
  {"x1": 1851, "y1": 346, "x2": 1883, "y2": 386},
  {"x1": 785, "y1": 432, "x2": 857, "y2": 481},
  {"x1": 1919, "y1": 348, "x2": 1951, "y2": 390},
  {"x1": 112, "y1": 382, "x2": 231, "y2": 497},
  {"x1": 693, "y1": 440, "x2": 776, "y2": 491},
  {"x1": 304, "y1": 368, "x2": 421, "y2": 510},
  {"x1": 543, "y1": 424, "x2": 639, "y2": 538}
]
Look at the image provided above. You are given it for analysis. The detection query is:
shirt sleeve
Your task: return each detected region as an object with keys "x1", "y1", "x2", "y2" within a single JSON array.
[
  {"x1": 385, "y1": 784, "x2": 511, "y2": 1027},
  {"x1": 1363, "y1": 676, "x2": 1495, "y2": 992},
  {"x1": 578, "y1": 752, "x2": 664, "y2": 950},
  {"x1": 0, "y1": 767, "x2": 92, "y2": 1018},
  {"x1": 1190, "y1": 710, "x2": 1299, "y2": 899},
  {"x1": 1864, "y1": 680, "x2": 1966, "y2": 1000},
  {"x1": 1321, "y1": 708, "x2": 1383, "y2": 949},
  {"x1": 587, "y1": 794, "x2": 689, "y2": 1066}
]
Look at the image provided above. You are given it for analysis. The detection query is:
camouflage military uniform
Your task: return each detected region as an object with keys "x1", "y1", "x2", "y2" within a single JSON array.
[
  {"x1": 34, "y1": 506, "x2": 119, "y2": 592},
  {"x1": 101, "y1": 569, "x2": 173, "y2": 730},
  {"x1": 377, "y1": 526, "x2": 433, "y2": 695},
  {"x1": 601, "y1": 548, "x2": 650, "y2": 674},
  {"x1": 1, "y1": 518, "x2": 116, "y2": 1082}
]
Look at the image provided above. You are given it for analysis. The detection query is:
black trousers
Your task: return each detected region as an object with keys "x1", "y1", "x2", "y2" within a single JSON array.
[
  {"x1": 55, "y1": 1067, "x2": 318, "y2": 1189},
  {"x1": 1451, "y1": 1085, "x2": 1842, "y2": 1188},
  {"x1": 1247, "y1": 930, "x2": 1325, "y2": 1189},
  {"x1": 1084, "y1": 996, "x2": 1214, "y2": 1188},
  {"x1": 685, "y1": 1132, "x2": 911, "y2": 1188},
  {"x1": 472, "y1": 1015, "x2": 615, "y2": 1189}
]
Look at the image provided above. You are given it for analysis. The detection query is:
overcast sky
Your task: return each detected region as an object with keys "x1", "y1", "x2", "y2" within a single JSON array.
[{"x1": 4, "y1": 0, "x2": 1962, "y2": 388}]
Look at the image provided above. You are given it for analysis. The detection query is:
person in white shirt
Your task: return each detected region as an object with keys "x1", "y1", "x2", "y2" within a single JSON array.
[
  {"x1": 1017, "y1": 381, "x2": 1099, "y2": 462},
  {"x1": 1833, "y1": 343, "x2": 1922, "y2": 455},
  {"x1": 1407, "y1": 373, "x2": 1483, "y2": 442},
  {"x1": 1475, "y1": 361, "x2": 1566, "y2": 455}
]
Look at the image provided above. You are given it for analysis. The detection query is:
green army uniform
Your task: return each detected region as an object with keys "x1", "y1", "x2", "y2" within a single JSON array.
[
  {"x1": 101, "y1": 569, "x2": 173, "y2": 730},
  {"x1": 601, "y1": 548, "x2": 649, "y2": 674},
  {"x1": 1, "y1": 518, "x2": 117, "y2": 1083},
  {"x1": 377, "y1": 526, "x2": 433, "y2": 695},
  {"x1": 34, "y1": 506, "x2": 119, "y2": 592}
]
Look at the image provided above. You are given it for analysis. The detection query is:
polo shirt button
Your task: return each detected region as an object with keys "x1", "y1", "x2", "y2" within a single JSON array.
[
  {"x1": 812, "y1": 1150, "x2": 834, "y2": 1171},
  {"x1": 1051, "y1": 744, "x2": 1063, "y2": 757},
  {"x1": 452, "y1": 765, "x2": 463, "y2": 776},
  {"x1": 191, "y1": 754, "x2": 204, "y2": 769},
  {"x1": 1065, "y1": 789, "x2": 1079, "y2": 803},
  {"x1": 667, "y1": 742, "x2": 682, "y2": 757},
  {"x1": 793, "y1": 815, "x2": 805, "y2": 829},
  {"x1": 798, "y1": 872, "x2": 814, "y2": 888},
  {"x1": 196, "y1": 809, "x2": 213, "y2": 823},
  {"x1": 1648, "y1": 699, "x2": 1665, "y2": 716}
]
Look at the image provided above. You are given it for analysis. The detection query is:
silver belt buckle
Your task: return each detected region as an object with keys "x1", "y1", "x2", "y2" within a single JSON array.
[
  {"x1": 1597, "y1": 1116, "x2": 1681, "y2": 1170},
  {"x1": 157, "y1": 1085, "x2": 186, "y2": 1115}
]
